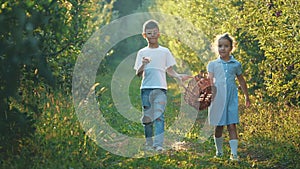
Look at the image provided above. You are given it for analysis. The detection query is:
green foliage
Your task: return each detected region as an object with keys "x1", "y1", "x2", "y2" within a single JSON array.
[
  {"x1": 2, "y1": 93, "x2": 106, "y2": 169},
  {"x1": 153, "y1": 0, "x2": 299, "y2": 106},
  {"x1": 0, "y1": 0, "x2": 114, "y2": 159},
  {"x1": 231, "y1": 0, "x2": 299, "y2": 106},
  {"x1": 113, "y1": 0, "x2": 143, "y2": 16},
  {"x1": 152, "y1": 0, "x2": 236, "y2": 74},
  {"x1": 2, "y1": 61, "x2": 299, "y2": 168},
  {"x1": 1, "y1": 0, "x2": 299, "y2": 168},
  {"x1": 239, "y1": 101, "x2": 300, "y2": 168}
]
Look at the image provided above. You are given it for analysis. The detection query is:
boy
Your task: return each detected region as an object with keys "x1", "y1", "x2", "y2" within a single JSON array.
[{"x1": 134, "y1": 19, "x2": 191, "y2": 151}]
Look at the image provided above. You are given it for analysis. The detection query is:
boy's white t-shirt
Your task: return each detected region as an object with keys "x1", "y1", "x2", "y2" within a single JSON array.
[{"x1": 134, "y1": 46, "x2": 176, "y2": 90}]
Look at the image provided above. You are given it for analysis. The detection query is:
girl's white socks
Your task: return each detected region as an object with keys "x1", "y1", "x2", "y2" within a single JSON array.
[
  {"x1": 214, "y1": 136, "x2": 223, "y2": 155},
  {"x1": 229, "y1": 139, "x2": 238, "y2": 156}
]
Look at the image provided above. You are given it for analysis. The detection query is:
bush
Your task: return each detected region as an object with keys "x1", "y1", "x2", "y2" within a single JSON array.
[{"x1": 153, "y1": 0, "x2": 299, "y2": 106}]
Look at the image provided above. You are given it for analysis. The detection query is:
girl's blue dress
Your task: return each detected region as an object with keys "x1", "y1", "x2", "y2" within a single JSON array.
[{"x1": 207, "y1": 56, "x2": 242, "y2": 126}]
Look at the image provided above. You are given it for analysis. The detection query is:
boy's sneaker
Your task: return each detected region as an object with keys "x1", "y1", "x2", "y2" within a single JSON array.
[
  {"x1": 214, "y1": 152, "x2": 223, "y2": 159},
  {"x1": 230, "y1": 154, "x2": 239, "y2": 162},
  {"x1": 143, "y1": 145, "x2": 153, "y2": 151},
  {"x1": 154, "y1": 146, "x2": 164, "y2": 152}
]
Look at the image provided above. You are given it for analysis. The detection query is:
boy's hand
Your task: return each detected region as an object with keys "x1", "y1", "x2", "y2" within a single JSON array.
[
  {"x1": 142, "y1": 57, "x2": 151, "y2": 65},
  {"x1": 179, "y1": 74, "x2": 193, "y2": 82},
  {"x1": 176, "y1": 74, "x2": 193, "y2": 87}
]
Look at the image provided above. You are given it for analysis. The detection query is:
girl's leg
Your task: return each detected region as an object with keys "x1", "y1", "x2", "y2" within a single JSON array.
[
  {"x1": 227, "y1": 123, "x2": 237, "y2": 139},
  {"x1": 227, "y1": 124, "x2": 239, "y2": 160},
  {"x1": 215, "y1": 126, "x2": 223, "y2": 138},
  {"x1": 214, "y1": 126, "x2": 224, "y2": 156}
]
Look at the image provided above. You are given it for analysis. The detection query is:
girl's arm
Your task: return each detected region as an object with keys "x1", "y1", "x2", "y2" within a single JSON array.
[
  {"x1": 237, "y1": 74, "x2": 251, "y2": 107},
  {"x1": 207, "y1": 72, "x2": 214, "y2": 85}
]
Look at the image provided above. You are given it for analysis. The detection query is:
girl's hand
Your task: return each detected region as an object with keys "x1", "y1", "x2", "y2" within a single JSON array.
[{"x1": 245, "y1": 99, "x2": 251, "y2": 108}]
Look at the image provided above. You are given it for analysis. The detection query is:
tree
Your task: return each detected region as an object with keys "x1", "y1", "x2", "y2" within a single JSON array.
[
  {"x1": 231, "y1": 0, "x2": 299, "y2": 106},
  {"x1": 0, "y1": 0, "x2": 114, "y2": 156}
]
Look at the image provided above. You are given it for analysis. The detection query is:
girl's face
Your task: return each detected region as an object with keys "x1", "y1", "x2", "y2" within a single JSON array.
[
  {"x1": 143, "y1": 28, "x2": 160, "y2": 48},
  {"x1": 218, "y1": 38, "x2": 232, "y2": 59}
]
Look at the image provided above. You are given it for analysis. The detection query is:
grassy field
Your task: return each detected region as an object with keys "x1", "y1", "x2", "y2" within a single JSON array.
[{"x1": 2, "y1": 60, "x2": 299, "y2": 169}]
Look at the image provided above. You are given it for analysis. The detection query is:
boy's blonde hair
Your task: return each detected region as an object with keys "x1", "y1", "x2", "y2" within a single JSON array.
[
  {"x1": 143, "y1": 19, "x2": 159, "y2": 33},
  {"x1": 212, "y1": 33, "x2": 237, "y2": 54}
]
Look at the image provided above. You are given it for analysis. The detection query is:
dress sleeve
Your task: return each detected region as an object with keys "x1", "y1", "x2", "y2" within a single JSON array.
[
  {"x1": 207, "y1": 61, "x2": 214, "y2": 73},
  {"x1": 236, "y1": 62, "x2": 242, "y2": 76}
]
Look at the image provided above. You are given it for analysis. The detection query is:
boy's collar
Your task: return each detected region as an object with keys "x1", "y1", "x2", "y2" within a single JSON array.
[{"x1": 147, "y1": 45, "x2": 160, "y2": 49}]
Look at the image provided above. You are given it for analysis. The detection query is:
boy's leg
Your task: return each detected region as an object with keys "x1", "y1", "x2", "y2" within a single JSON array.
[
  {"x1": 151, "y1": 89, "x2": 167, "y2": 149},
  {"x1": 141, "y1": 89, "x2": 153, "y2": 147},
  {"x1": 144, "y1": 122, "x2": 153, "y2": 146},
  {"x1": 228, "y1": 124, "x2": 239, "y2": 160},
  {"x1": 153, "y1": 114, "x2": 164, "y2": 148},
  {"x1": 214, "y1": 126, "x2": 224, "y2": 156}
]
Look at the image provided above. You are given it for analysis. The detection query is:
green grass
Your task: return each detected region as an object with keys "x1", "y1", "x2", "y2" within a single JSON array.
[{"x1": 1, "y1": 60, "x2": 299, "y2": 169}]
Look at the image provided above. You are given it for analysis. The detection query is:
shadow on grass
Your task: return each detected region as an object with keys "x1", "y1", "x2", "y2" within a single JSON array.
[{"x1": 240, "y1": 136, "x2": 300, "y2": 169}]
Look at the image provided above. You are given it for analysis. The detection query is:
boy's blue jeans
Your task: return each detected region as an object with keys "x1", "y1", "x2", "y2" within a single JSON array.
[{"x1": 141, "y1": 89, "x2": 167, "y2": 148}]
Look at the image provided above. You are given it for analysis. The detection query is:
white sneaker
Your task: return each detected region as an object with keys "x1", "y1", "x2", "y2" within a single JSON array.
[
  {"x1": 143, "y1": 145, "x2": 153, "y2": 151},
  {"x1": 230, "y1": 154, "x2": 239, "y2": 162},
  {"x1": 154, "y1": 146, "x2": 164, "y2": 152},
  {"x1": 214, "y1": 152, "x2": 223, "y2": 159}
]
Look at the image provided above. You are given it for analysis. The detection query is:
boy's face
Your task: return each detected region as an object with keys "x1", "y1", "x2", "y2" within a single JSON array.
[{"x1": 143, "y1": 28, "x2": 160, "y2": 47}]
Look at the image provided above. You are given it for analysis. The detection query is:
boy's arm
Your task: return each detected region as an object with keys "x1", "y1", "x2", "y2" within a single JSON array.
[
  {"x1": 166, "y1": 66, "x2": 192, "y2": 82},
  {"x1": 166, "y1": 66, "x2": 179, "y2": 78},
  {"x1": 237, "y1": 74, "x2": 251, "y2": 107},
  {"x1": 136, "y1": 57, "x2": 151, "y2": 76},
  {"x1": 136, "y1": 64, "x2": 145, "y2": 76}
]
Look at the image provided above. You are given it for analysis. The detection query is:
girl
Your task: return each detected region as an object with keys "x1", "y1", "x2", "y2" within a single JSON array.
[{"x1": 207, "y1": 33, "x2": 250, "y2": 161}]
